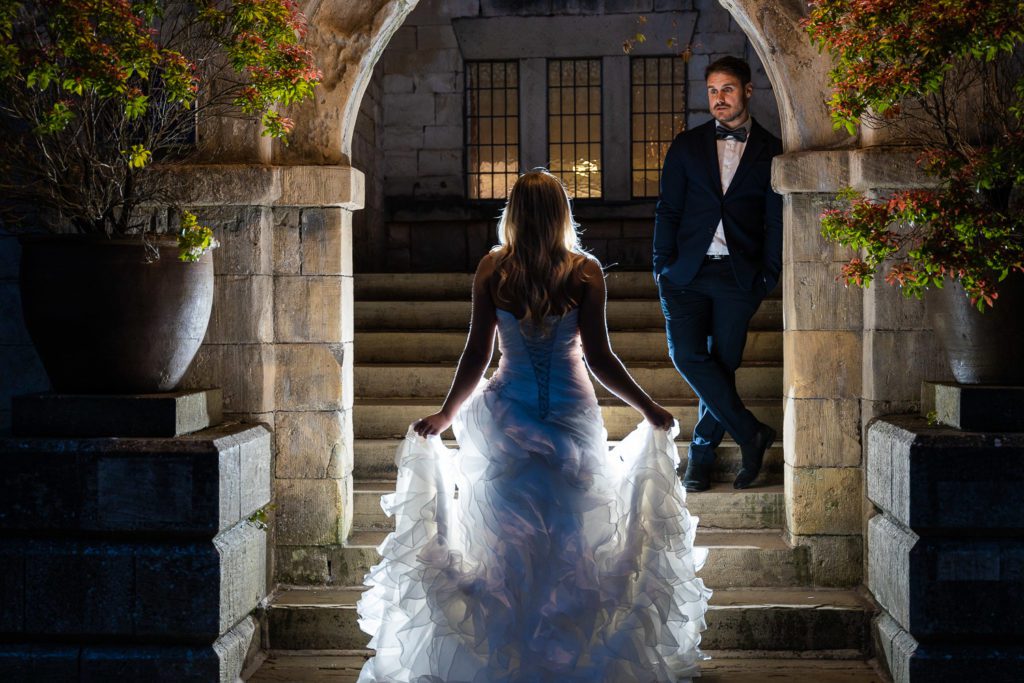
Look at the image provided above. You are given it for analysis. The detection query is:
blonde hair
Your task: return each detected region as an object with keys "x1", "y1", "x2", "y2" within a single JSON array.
[{"x1": 492, "y1": 169, "x2": 590, "y2": 327}]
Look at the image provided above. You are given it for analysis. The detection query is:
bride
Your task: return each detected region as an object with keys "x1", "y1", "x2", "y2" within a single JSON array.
[{"x1": 356, "y1": 169, "x2": 711, "y2": 682}]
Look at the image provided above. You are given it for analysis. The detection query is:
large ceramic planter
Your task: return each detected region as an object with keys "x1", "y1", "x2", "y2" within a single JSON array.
[
  {"x1": 18, "y1": 235, "x2": 214, "y2": 393},
  {"x1": 926, "y1": 273, "x2": 1024, "y2": 385}
]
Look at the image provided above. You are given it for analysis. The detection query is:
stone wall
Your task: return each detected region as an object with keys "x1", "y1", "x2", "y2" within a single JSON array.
[
  {"x1": 0, "y1": 236, "x2": 48, "y2": 434},
  {"x1": 352, "y1": 61, "x2": 387, "y2": 276},
  {"x1": 358, "y1": 0, "x2": 780, "y2": 272}
]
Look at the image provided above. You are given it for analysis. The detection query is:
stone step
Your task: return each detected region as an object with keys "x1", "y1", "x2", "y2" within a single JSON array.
[
  {"x1": 351, "y1": 481, "x2": 784, "y2": 532},
  {"x1": 356, "y1": 329, "x2": 783, "y2": 364},
  {"x1": 263, "y1": 586, "x2": 872, "y2": 653},
  {"x1": 353, "y1": 398, "x2": 783, "y2": 441},
  {"x1": 355, "y1": 298, "x2": 783, "y2": 331},
  {"x1": 352, "y1": 437, "x2": 784, "y2": 484},
  {"x1": 334, "y1": 528, "x2": 809, "y2": 590},
  {"x1": 355, "y1": 361, "x2": 782, "y2": 400},
  {"x1": 355, "y1": 272, "x2": 783, "y2": 302},
  {"x1": 247, "y1": 652, "x2": 885, "y2": 682}
]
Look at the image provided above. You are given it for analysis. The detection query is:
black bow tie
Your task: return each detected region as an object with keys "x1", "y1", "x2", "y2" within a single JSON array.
[{"x1": 715, "y1": 125, "x2": 748, "y2": 142}]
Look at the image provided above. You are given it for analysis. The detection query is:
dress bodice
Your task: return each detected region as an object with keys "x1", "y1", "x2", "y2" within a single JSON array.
[{"x1": 490, "y1": 308, "x2": 598, "y2": 418}]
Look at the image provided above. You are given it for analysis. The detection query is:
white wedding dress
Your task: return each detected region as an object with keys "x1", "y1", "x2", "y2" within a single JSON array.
[{"x1": 356, "y1": 308, "x2": 711, "y2": 683}]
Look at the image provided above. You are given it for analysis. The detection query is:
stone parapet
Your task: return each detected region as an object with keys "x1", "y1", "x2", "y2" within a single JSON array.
[{"x1": 867, "y1": 408, "x2": 1024, "y2": 681}]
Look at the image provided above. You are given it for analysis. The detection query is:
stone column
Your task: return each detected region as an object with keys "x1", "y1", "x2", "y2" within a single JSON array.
[{"x1": 165, "y1": 164, "x2": 363, "y2": 587}]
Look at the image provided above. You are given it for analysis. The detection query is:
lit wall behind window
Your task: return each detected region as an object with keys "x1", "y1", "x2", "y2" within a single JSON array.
[{"x1": 548, "y1": 59, "x2": 602, "y2": 199}]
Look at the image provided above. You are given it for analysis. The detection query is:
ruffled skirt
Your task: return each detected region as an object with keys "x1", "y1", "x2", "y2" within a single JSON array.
[{"x1": 356, "y1": 385, "x2": 711, "y2": 683}]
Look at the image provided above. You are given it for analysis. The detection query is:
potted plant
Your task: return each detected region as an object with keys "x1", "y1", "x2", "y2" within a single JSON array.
[
  {"x1": 0, "y1": 0, "x2": 320, "y2": 392},
  {"x1": 804, "y1": 0, "x2": 1024, "y2": 383}
]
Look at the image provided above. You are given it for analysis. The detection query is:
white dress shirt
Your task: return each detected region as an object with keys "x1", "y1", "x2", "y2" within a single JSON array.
[{"x1": 706, "y1": 119, "x2": 751, "y2": 256}]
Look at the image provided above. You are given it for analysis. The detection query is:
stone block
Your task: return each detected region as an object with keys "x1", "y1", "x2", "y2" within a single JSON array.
[
  {"x1": 434, "y1": 93, "x2": 463, "y2": 127},
  {"x1": 863, "y1": 331, "x2": 950, "y2": 403},
  {"x1": 182, "y1": 344, "x2": 275, "y2": 414},
  {"x1": 274, "y1": 276, "x2": 343, "y2": 343},
  {"x1": 851, "y1": 147, "x2": 935, "y2": 191},
  {"x1": 418, "y1": 149, "x2": 462, "y2": 176},
  {"x1": 787, "y1": 532, "x2": 864, "y2": 587},
  {"x1": 300, "y1": 208, "x2": 352, "y2": 276},
  {"x1": 385, "y1": 25, "x2": 416, "y2": 52},
  {"x1": 867, "y1": 415, "x2": 1024, "y2": 530},
  {"x1": 692, "y1": 31, "x2": 747, "y2": 55},
  {"x1": 785, "y1": 464, "x2": 863, "y2": 535},
  {"x1": 417, "y1": 24, "x2": 459, "y2": 50},
  {"x1": 383, "y1": 73, "x2": 414, "y2": 94},
  {"x1": 414, "y1": 175, "x2": 464, "y2": 199},
  {"x1": 272, "y1": 208, "x2": 301, "y2": 275},
  {"x1": 384, "y1": 93, "x2": 436, "y2": 126},
  {"x1": 773, "y1": 150, "x2": 851, "y2": 194},
  {"x1": 277, "y1": 166, "x2": 364, "y2": 210},
  {"x1": 275, "y1": 410, "x2": 351, "y2": 479},
  {"x1": 273, "y1": 343, "x2": 348, "y2": 411},
  {"x1": 275, "y1": 478, "x2": 350, "y2": 546},
  {"x1": 0, "y1": 644, "x2": 79, "y2": 681},
  {"x1": 875, "y1": 613, "x2": 1024, "y2": 683},
  {"x1": 194, "y1": 207, "x2": 273, "y2": 276},
  {"x1": 385, "y1": 150, "x2": 418, "y2": 177},
  {"x1": 783, "y1": 261, "x2": 862, "y2": 331},
  {"x1": 481, "y1": 0, "x2": 553, "y2": 17},
  {"x1": 783, "y1": 397, "x2": 861, "y2": 468},
  {"x1": 10, "y1": 389, "x2": 222, "y2": 438},
  {"x1": 868, "y1": 514, "x2": 1024, "y2": 638},
  {"x1": 782, "y1": 193, "x2": 850, "y2": 263},
  {"x1": 415, "y1": 71, "x2": 460, "y2": 94},
  {"x1": 784, "y1": 331, "x2": 862, "y2": 399},
  {"x1": 928, "y1": 382, "x2": 1024, "y2": 432},
  {"x1": 205, "y1": 275, "x2": 273, "y2": 344},
  {"x1": 422, "y1": 125, "x2": 463, "y2": 150},
  {"x1": 0, "y1": 423, "x2": 270, "y2": 535},
  {"x1": 382, "y1": 125, "x2": 425, "y2": 151},
  {"x1": 862, "y1": 279, "x2": 928, "y2": 331}
]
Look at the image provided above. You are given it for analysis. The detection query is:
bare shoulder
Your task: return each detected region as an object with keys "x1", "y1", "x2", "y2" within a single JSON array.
[{"x1": 576, "y1": 254, "x2": 606, "y2": 291}]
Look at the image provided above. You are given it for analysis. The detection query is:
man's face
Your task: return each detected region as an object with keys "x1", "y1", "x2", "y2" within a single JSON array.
[{"x1": 706, "y1": 71, "x2": 753, "y2": 126}]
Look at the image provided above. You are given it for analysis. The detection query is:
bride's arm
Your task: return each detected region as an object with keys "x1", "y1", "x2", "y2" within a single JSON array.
[
  {"x1": 578, "y1": 258, "x2": 674, "y2": 429},
  {"x1": 412, "y1": 255, "x2": 498, "y2": 437}
]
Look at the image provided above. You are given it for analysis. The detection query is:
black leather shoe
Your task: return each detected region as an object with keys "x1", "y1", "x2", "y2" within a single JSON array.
[
  {"x1": 683, "y1": 461, "x2": 712, "y2": 492},
  {"x1": 734, "y1": 423, "x2": 776, "y2": 489}
]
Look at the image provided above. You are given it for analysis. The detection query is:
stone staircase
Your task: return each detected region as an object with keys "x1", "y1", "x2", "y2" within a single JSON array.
[{"x1": 249, "y1": 272, "x2": 883, "y2": 681}]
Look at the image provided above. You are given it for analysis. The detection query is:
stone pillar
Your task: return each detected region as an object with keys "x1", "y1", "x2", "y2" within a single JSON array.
[
  {"x1": 163, "y1": 164, "x2": 363, "y2": 588},
  {"x1": 774, "y1": 150, "x2": 864, "y2": 586},
  {"x1": 867, "y1": 386, "x2": 1024, "y2": 681},
  {"x1": 0, "y1": 391, "x2": 270, "y2": 681}
]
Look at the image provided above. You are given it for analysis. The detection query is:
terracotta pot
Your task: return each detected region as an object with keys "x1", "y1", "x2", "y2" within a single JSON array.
[
  {"x1": 18, "y1": 235, "x2": 214, "y2": 393},
  {"x1": 926, "y1": 273, "x2": 1024, "y2": 385}
]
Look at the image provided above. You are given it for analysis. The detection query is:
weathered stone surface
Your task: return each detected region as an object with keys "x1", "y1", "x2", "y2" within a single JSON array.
[
  {"x1": 788, "y1": 532, "x2": 864, "y2": 587},
  {"x1": 863, "y1": 331, "x2": 951, "y2": 403},
  {"x1": 784, "y1": 331, "x2": 862, "y2": 399},
  {"x1": 0, "y1": 617, "x2": 257, "y2": 683},
  {"x1": 275, "y1": 411, "x2": 351, "y2": 479},
  {"x1": 1, "y1": 521, "x2": 265, "y2": 639},
  {"x1": 783, "y1": 397, "x2": 861, "y2": 468},
  {"x1": 850, "y1": 147, "x2": 935, "y2": 191},
  {"x1": 274, "y1": 277, "x2": 343, "y2": 343},
  {"x1": 301, "y1": 208, "x2": 353, "y2": 276},
  {"x1": 928, "y1": 382, "x2": 1024, "y2": 432},
  {"x1": 275, "y1": 478, "x2": 351, "y2": 546},
  {"x1": 206, "y1": 275, "x2": 274, "y2": 344},
  {"x1": 783, "y1": 262, "x2": 862, "y2": 331},
  {"x1": 785, "y1": 465, "x2": 863, "y2": 535},
  {"x1": 772, "y1": 150, "x2": 850, "y2": 194},
  {"x1": 10, "y1": 389, "x2": 223, "y2": 438},
  {"x1": 875, "y1": 613, "x2": 1024, "y2": 683},
  {"x1": 868, "y1": 514, "x2": 1024, "y2": 638},
  {"x1": 862, "y1": 279, "x2": 928, "y2": 331},
  {"x1": 782, "y1": 193, "x2": 850, "y2": 264},
  {"x1": 867, "y1": 415, "x2": 1024, "y2": 530},
  {"x1": 182, "y1": 344, "x2": 275, "y2": 414},
  {"x1": 273, "y1": 343, "x2": 350, "y2": 411},
  {"x1": 273, "y1": 208, "x2": 302, "y2": 275},
  {"x1": 160, "y1": 166, "x2": 365, "y2": 209},
  {"x1": 192, "y1": 206, "x2": 273, "y2": 276}
]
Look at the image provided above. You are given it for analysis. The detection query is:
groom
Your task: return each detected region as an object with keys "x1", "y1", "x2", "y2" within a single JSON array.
[{"x1": 653, "y1": 56, "x2": 782, "y2": 493}]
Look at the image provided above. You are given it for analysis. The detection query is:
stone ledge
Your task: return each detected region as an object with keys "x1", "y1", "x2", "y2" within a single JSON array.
[
  {"x1": 11, "y1": 389, "x2": 223, "y2": 438},
  {"x1": 153, "y1": 164, "x2": 365, "y2": 209},
  {"x1": 0, "y1": 422, "x2": 271, "y2": 535},
  {"x1": 867, "y1": 415, "x2": 1024, "y2": 530},
  {"x1": 773, "y1": 147, "x2": 937, "y2": 194},
  {"x1": 923, "y1": 381, "x2": 1024, "y2": 432}
]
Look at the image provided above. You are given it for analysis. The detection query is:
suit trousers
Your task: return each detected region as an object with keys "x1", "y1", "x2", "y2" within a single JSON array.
[{"x1": 658, "y1": 258, "x2": 764, "y2": 464}]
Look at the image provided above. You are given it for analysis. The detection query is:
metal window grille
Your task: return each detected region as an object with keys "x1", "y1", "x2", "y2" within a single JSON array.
[
  {"x1": 630, "y1": 56, "x2": 686, "y2": 198},
  {"x1": 466, "y1": 61, "x2": 520, "y2": 200},
  {"x1": 547, "y1": 59, "x2": 602, "y2": 199}
]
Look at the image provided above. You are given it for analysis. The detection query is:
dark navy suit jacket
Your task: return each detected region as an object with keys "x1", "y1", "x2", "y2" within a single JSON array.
[{"x1": 653, "y1": 118, "x2": 783, "y2": 295}]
